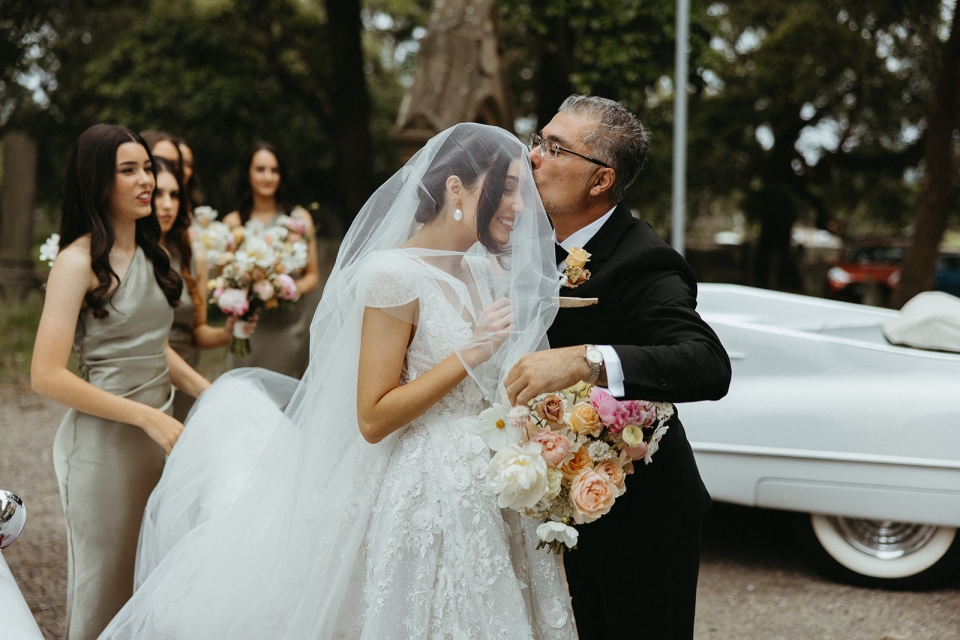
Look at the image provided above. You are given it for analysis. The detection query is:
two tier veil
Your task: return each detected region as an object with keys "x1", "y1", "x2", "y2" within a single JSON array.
[{"x1": 101, "y1": 123, "x2": 561, "y2": 638}]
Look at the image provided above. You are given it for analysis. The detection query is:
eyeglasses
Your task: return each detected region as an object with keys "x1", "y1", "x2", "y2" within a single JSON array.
[{"x1": 530, "y1": 133, "x2": 610, "y2": 168}]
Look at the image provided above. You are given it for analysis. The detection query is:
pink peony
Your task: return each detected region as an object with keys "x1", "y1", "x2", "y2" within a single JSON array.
[
  {"x1": 531, "y1": 430, "x2": 572, "y2": 468},
  {"x1": 217, "y1": 288, "x2": 249, "y2": 317},
  {"x1": 590, "y1": 388, "x2": 630, "y2": 430},
  {"x1": 623, "y1": 399, "x2": 657, "y2": 429},
  {"x1": 276, "y1": 273, "x2": 299, "y2": 301}
]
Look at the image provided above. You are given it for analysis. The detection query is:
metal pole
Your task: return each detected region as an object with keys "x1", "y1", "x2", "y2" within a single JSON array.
[{"x1": 672, "y1": 0, "x2": 689, "y2": 256}]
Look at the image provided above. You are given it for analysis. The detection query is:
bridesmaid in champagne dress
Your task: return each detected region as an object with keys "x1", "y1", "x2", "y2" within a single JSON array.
[
  {"x1": 30, "y1": 125, "x2": 210, "y2": 640},
  {"x1": 153, "y1": 157, "x2": 254, "y2": 421},
  {"x1": 223, "y1": 142, "x2": 321, "y2": 378}
]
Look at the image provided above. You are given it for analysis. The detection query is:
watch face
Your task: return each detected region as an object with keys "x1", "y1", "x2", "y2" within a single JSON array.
[{"x1": 586, "y1": 348, "x2": 603, "y2": 364}]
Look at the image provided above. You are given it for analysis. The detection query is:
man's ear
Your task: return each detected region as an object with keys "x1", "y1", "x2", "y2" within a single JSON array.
[{"x1": 589, "y1": 168, "x2": 616, "y2": 198}]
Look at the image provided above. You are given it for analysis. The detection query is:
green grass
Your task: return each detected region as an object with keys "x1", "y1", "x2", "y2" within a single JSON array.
[{"x1": 0, "y1": 292, "x2": 44, "y2": 383}]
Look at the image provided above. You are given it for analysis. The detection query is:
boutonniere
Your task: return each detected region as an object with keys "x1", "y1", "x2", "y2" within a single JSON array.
[{"x1": 561, "y1": 247, "x2": 591, "y2": 289}]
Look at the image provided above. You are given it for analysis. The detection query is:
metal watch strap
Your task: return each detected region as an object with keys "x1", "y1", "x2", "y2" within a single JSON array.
[{"x1": 584, "y1": 344, "x2": 602, "y2": 385}]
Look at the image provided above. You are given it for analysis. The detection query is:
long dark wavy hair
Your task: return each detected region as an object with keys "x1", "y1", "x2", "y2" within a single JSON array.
[
  {"x1": 414, "y1": 123, "x2": 518, "y2": 255},
  {"x1": 154, "y1": 156, "x2": 202, "y2": 310},
  {"x1": 59, "y1": 124, "x2": 182, "y2": 319},
  {"x1": 235, "y1": 142, "x2": 288, "y2": 223}
]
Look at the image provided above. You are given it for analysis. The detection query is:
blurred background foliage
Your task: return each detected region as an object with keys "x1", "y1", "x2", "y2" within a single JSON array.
[{"x1": 1, "y1": 0, "x2": 958, "y2": 288}]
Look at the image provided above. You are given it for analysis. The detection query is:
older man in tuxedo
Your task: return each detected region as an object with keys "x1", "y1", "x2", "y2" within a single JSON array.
[{"x1": 505, "y1": 95, "x2": 732, "y2": 639}]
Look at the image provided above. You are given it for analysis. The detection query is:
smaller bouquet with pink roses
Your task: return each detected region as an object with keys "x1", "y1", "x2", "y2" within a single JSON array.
[
  {"x1": 207, "y1": 225, "x2": 300, "y2": 357},
  {"x1": 474, "y1": 382, "x2": 674, "y2": 553}
]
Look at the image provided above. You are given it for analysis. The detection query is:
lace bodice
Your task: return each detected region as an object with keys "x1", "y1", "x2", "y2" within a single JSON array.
[{"x1": 356, "y1": 250, "x2": 575, "y2": 639}]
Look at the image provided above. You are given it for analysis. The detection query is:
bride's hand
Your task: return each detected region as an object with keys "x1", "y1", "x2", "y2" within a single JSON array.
[
  {"x1": 138, "y1": 408, "x2": 184, "y2": 454},
  {"x1": 463, "y1": 297, "x2": 514, "y2": 368}
]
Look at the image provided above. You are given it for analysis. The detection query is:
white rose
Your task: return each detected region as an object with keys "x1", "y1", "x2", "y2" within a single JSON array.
[
  {"x1": 485, "y1": 442, "x2": 549, "y2": 510},
  {"x1": 536, "y1": 521, "x2": 579, "y2": 549}
]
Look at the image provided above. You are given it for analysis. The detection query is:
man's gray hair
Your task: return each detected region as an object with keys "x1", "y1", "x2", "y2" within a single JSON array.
[{"x1": 559, "y1": 95, "x2": 649, "y2": 203}]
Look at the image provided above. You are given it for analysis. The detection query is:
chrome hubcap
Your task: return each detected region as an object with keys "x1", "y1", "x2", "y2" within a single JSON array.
[{"x1": 828, "y1": 517, "x2": 938, "y2": 560}]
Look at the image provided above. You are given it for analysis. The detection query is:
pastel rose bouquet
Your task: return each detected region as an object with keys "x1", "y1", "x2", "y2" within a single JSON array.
[
  {"x1": 207, "y1": 219, "x2": 303, "y2": 357},
  {"x1": 474, "y1": 382, "x2": 674, "y2": 553}
]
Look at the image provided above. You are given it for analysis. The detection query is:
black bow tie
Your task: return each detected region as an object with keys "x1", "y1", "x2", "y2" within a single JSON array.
[{"x1": 555, "y1": 243, "x2": 568, "y2": 264}]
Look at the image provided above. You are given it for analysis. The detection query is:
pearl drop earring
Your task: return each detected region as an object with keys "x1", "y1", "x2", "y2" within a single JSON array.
[{"x1": 454, "y1": 199, "x2": 463, "y2": 221}]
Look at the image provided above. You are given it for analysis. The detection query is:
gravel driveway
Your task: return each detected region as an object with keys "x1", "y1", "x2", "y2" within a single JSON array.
[{"x1": 2, "y1": 382, "x2": 958, "y2": 639}]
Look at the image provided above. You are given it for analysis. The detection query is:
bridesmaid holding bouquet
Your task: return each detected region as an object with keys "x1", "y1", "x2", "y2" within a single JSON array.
[
  {"x1": 153, "y1": 156, "x2": 255, "y2": 421},
  {"x1": 30, "y1": 124, "x2": 210, "y2": 640},
  {"x1": 223, "y1": 142, "x2": 321, "y2": 378}
]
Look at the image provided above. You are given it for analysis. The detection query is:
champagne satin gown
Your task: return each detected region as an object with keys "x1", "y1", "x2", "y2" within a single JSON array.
[{"x1": 52, "y1": 247, "x2": 174, "y2": 640}]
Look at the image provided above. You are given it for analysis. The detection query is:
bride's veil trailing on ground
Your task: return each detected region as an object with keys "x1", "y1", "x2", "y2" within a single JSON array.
[{"x1": 102, "y1": 123, "x2": 559, "y2": 638}]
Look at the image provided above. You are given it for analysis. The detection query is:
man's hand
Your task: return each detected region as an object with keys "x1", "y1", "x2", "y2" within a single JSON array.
[{"x1": 504, "y1": 346, "x2": 592, "y2": 406}]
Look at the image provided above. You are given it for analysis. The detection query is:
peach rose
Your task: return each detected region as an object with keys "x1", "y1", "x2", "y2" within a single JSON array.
[
  {"x1": 594, "y1": 459, "x2": 627, "y2": 495},
  {"x1": 566, "y1": 247, "x2": 591, "y2": 269},
  {"x1": 560, "y1": 446, "x2": 593, "y2": 482},
  {"x1": 569, "y1": 469, "x2": 616, "y2": 524},
  {"x1": 533, "y1": 393, "x2": 566, "y2": 429},
  {"x1": 531, "y1": 430, "x2": 572, "y2": 468},
  {"x1": 570, "y1": 403, "x2": 602, "y2": 437}
]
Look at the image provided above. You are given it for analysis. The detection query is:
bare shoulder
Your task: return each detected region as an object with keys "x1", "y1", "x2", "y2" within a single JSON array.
[
  {"x1": 223, "y1": 211, "x2": 242, "y2": 228},
  {"x1": 47, "y1": 235, "x2": 97, "y2": 294},
  {"x1": 55, "y1": 235, "x2": 93, "y2": 270}
]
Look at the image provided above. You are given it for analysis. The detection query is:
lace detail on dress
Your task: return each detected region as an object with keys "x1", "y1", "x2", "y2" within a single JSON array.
[{"x1": 351, "y1": 251, "x2": 574, "y2": 640}]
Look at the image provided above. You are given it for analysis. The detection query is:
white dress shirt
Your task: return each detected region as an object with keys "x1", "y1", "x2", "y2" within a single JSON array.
[{"x1": 555, "y1": 206, "x2": 626, "y2": 397}]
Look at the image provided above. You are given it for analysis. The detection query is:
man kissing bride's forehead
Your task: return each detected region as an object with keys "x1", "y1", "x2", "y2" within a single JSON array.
[{"x1": 509, "y1": 95, "x2": 731, "y2": 640}]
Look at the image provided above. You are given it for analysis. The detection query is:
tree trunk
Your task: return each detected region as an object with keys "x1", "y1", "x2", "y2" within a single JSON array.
[
  {"x1": 326, "y1": 0, "x2": 374, "y2": 226},
  {"x1": 535, "y1": 16, "x2": 575, "y2": 129},
  {"x1": 891, "y1": 11, "x2": 960, "y2": 309}
]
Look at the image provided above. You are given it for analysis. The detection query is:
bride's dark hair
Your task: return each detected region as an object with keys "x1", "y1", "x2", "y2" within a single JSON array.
[
  {"x1": 414, "y1": 124, "x2": 518, "y2": 254},
  {"x1": 59, "y1": 124, "x2": 182, "y2": 319}
]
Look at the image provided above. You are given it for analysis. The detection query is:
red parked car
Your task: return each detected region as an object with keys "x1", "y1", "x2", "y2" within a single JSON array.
[{"x1": 826, "y1": 240, "x2": 906, "y2": 305}]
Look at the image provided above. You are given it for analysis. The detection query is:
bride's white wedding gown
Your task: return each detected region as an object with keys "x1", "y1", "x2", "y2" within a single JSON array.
[{"x1": 104, "y1": 251, "x2": 576, "y2": 640}]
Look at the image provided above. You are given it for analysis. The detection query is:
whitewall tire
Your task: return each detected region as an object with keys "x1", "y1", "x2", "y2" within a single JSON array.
[{"x1": 792, "y1": 513, "x2": 960, "y2": 589}]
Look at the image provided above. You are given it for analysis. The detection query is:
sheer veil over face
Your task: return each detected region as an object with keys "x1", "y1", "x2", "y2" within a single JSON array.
[{"x1": 103, "y1": 124, "x2": 565, "y2": 639}]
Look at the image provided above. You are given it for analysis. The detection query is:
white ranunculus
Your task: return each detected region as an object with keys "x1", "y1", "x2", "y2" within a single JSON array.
[
  {"x1": 474, "y1": 404, "x2": 522, "y2": 451},
  {"x1": 485, "y1": 442, "x2": 549, "y2": 510},
  {"x1": 536, "y1": 521, "x2": 579, "y2": 549}
]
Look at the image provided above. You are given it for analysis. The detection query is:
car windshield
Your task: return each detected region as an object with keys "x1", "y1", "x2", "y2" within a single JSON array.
[{"x1": 845, "y1": 246, "x2": 906, "y2": 263}]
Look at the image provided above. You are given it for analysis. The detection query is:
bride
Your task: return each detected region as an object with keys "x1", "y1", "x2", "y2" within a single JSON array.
[{"x1": 100, "y1": 124, "x2": 577, "y2": 639}]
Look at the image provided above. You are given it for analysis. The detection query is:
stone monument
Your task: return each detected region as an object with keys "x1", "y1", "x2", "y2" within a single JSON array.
[
  {"x1": 393, "y1": 0, "x2": 513, "y2": 162},
  {"x1": 0, "y1": 132, "x2": 39, "y2": 301}
]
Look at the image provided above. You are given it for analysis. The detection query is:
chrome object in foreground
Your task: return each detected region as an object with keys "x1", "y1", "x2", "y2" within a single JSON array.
[{"x1": 0, "y1": 491, "x2": 25, "y2": 549}]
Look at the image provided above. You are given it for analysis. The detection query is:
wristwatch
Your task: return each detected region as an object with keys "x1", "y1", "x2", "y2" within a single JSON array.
[{"x1": 583, "y1": 344, "x2": 604, "y2": 385}]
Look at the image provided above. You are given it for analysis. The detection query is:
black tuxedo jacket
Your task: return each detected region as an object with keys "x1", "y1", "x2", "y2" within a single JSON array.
[{"x1": 548, "y1": 203, "x2": 731, "y2": 543}]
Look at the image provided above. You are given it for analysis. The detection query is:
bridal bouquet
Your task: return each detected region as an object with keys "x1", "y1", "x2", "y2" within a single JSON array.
[
  {"x1": 207, "y1": 219, "x2": 303, "y2": 357},
  {"x1": 475, "y1": 382, "x2": 674, "y2": 553}
]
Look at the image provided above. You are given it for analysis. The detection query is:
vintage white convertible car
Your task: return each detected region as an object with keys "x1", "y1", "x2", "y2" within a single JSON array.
[{"x1": 685, "y1": 284, "x2": 960, "y2": 589}]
